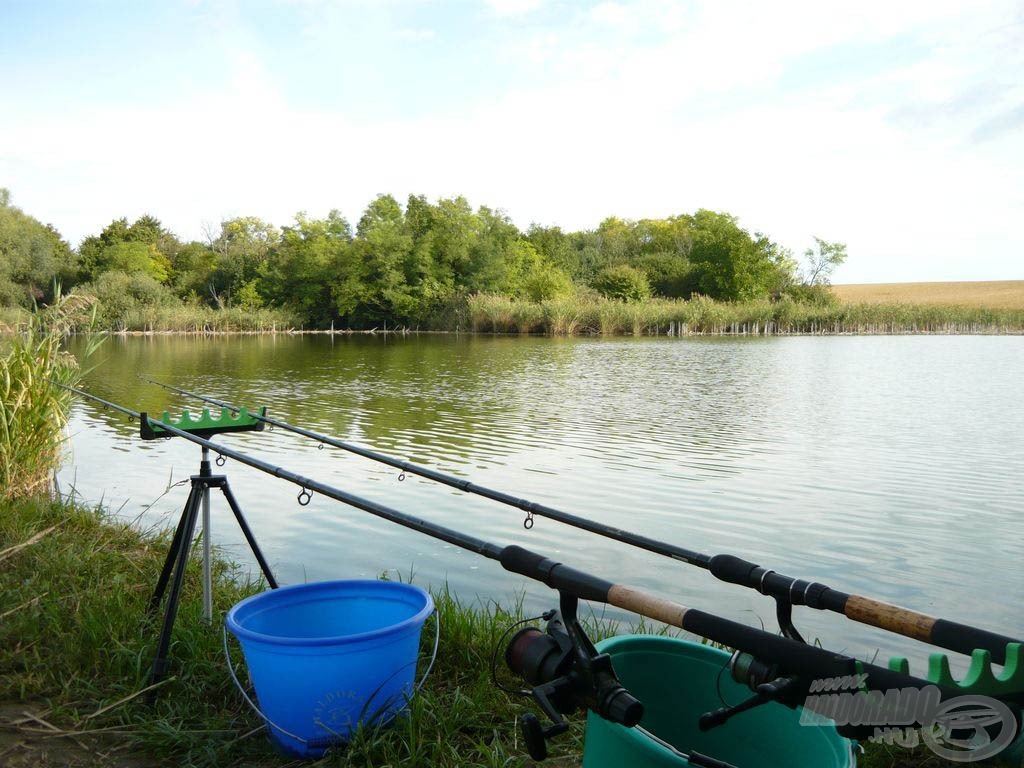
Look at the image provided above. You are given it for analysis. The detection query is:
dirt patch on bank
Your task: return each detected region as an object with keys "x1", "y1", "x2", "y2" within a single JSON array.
[{"x1": 0, "y1": 703, "x2": 162, "y2": 767}]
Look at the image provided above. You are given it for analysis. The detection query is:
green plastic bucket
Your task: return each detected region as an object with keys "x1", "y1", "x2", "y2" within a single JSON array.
[{"x1": 583, "y1": 635, "x2": 856, "y2": 768}]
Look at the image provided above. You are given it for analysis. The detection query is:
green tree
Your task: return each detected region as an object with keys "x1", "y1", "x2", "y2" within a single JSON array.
[
  {"x1": 126, "y1": 214, "x2": 165, "y2": 245},
  {"x1": 78, "y1": 215, "x2": 176, "y2": 286},
  {"x1": 686, "y1": 210, "x2": 794, "y2": 301},
  {"x1": 351, "y1": 195, "x2": 415, "y2": 323},
  {"x1": 98, "y1": 241, "x2": 171, "y2": 283},
  {"x1": 429, "y1": 196, "x2": 476, "y2": 286},
  {"x1": 402, "y1": 196, "x2": 445, "y2": 316},
  {"x1": 592, "y1": 264, "x2": 652, "y2": 302},
  {"x1": 802, "y1": 237, "x2": 847, "y2": 286},
  {"x1": 498, "y1": 239, "x2": 544, "y2": 297},
  {"x1": 464, "y1": 206, "x2": 518, "y2": 294},
  {"x1": 526, "y1": 224, "x2": 574, "y2": 274},
  {"x1": 207, "y1": 216, "x2": 281, "y2": 308},
  {"x1": 169, "y1": 242, "x2": 217, "y2": 300},
  {"x1": 595, "y1": 216, "x2": 637, "y2": 263},
  {"x1": 81, "y1": 270, "x2": 178, "y2": 329},
  {"x1": 263, "y1": 211, "x2": 352, "y2": 327},
  {"x1": 404, "y1": 195, "x2": 472, "y2": 311},
  {"x1": 635, "y1": 252, "x2": 694, "y2": 298},
  {"x1": 0, "y1": 190, "x2": 76, "y2": 305}
]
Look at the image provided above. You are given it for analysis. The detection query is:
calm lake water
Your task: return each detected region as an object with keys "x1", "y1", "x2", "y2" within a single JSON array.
[{"x1": 61, "y1": 334, "x2": 1023, "y2": 674}]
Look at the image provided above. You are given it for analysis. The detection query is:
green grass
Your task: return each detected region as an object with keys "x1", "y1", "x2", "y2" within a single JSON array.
[
  {"x1": 7, "y1": 292, "x2": 1022, "y2": 336},
  {"x1": 0, "y1": 496, "x2": 590, "y2": 767},
  {"x1": 4, "y1": 496, "x2": 1019, "y2": 767}
]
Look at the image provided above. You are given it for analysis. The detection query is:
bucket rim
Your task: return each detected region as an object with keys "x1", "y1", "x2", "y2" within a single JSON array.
[
  {"x1": 226, "y1": 579, "x2": 434, "y2": 648},
  {"x1": 595, "y1": 634, "x2": 727, "y2": 657}
]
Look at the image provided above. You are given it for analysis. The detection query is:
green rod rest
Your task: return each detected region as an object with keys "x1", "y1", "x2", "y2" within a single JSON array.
[
  {"x1": 888, "y1": 643, "x2": 1023, "y2": 697},
  {"x1": 140, "y1": 407, "x2": 267, "y2": 441}
]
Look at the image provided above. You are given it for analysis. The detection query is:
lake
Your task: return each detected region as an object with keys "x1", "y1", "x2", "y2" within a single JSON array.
[{"x1": 60, "y1": 334, "x2": 1023, "y2": 674}]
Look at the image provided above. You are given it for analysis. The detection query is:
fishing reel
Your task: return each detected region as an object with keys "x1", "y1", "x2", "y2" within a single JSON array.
[
  {"x1": 503, "y1": 592, "x2": 644, "y2": 760},
  {"x1": 699, "y1": 651, "x2": 805, "y2": 732},
  {"x1": 699, "y1": 585, "x2": 822, "y2": 732},
  {"x1": 700, "y1": 650, "x2": 878, "y2": 742}
]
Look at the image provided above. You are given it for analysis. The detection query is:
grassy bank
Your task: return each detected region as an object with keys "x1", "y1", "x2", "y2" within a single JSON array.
[
  {"x1": 0, "y1": 305, "x2": 28, "y2": 329},
  {"x1": 0, "y1": 497, "x2": 587, "y2": 767},
  {"x1": 0, "y1": 302, "x2": 298, "y2": 336},
  {"x1": 466, "y1": 293, "x2": 1024, "y2": 336},
  {"x1": 1, "y1": 497, "x2": 991, "y2": 768}
]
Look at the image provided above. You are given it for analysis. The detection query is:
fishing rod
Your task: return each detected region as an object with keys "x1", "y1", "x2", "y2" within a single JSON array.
[
  {"x1": 62, "y1": 385, "x2": 1024, "y2": 761},
  {"x1": 139, "y1": 376, "x2": 1022, "y2": 665}
]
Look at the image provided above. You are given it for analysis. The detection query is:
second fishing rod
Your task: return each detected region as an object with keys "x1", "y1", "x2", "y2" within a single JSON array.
[{"x1": 141, "y1": 376, "x2": 1021, "y2": 664}]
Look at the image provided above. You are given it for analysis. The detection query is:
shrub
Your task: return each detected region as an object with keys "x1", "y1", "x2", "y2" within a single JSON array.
[
  {"x1": 81, "y1": 270, "x2": 180, "y2": 329},
  {"x1": 591, "y1": 264, "x2": 652, "y2": 302},
  {"x1": 784, "y1": 283, "x2": 838, "y2": 306},
  {"x1": 524, "y1": 266, "x2": 574, "y2": 303}
]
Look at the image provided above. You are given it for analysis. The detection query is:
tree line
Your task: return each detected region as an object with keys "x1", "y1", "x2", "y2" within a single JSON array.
[{"x1": 0, "y1": 188, "x2": 846, "y2": 329}]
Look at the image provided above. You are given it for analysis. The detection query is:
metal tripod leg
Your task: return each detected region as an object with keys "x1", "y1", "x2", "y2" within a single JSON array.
[
  {"x1": 149, "y1": 483, "x2": 202, "y2": 613},
  {"x1": 147, "y1": 468, "x2": 278, "y2": 690},
  {"x1": 149, "y1": 477, "x2": 204, "y2": 687},
  {"x1": 219, "y1": 480, "x2": 278, "y2": 589}
]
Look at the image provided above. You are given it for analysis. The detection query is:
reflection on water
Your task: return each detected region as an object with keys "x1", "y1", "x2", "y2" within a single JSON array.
[{"x1": 62, "y1": 334, "x2": 1023, "y2": 673}]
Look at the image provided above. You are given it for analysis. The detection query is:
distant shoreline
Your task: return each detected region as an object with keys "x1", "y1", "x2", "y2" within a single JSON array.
[{"x1": 4, "y1": 285, "x2": 1024, "y2": 336}]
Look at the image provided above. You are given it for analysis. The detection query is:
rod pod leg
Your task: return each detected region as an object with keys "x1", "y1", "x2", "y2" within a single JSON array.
[
  {"x1": 148, "y1": 478, "x2": 204, "y2": 689},
  {"x1": 218, "y1": 480, "x2": 278, "y2": 589},
  {"x1": 149, "y1": 483, "x2": 202, "y2": 613}
]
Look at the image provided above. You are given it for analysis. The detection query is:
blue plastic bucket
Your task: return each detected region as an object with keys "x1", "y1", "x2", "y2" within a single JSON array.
[
  {"x1": 225, "y1": 580, "x2": 434, "y2": 758},
  {"x1": 583, "y1": 635, "x2": 856, "y2": 767}
]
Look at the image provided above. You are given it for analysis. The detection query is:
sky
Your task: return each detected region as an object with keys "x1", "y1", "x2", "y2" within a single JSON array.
[{"x1": 1, "y1": 0, "x2": 1021, "y2": 284}]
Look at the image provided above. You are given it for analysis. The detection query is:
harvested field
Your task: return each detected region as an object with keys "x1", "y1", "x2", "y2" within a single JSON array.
[{"x1": 831, "y1": 280, "x2": 1024, "y2": 310}]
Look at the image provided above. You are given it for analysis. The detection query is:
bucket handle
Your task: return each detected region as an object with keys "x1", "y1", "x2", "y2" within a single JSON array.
[{"x1": 222, "y1": 607, "x2": 440, "y2": 747}]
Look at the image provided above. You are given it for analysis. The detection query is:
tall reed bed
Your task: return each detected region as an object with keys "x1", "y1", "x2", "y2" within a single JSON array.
[
  {"x1": 0, "y1": 293, "x2": 95, "y2": 501},
  {"x1": 103, "y1": 304, "x2": 299, "y2": 334},
  {"x1": 466, "y1": 294, "x2": 1024, "y2": 336}
]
